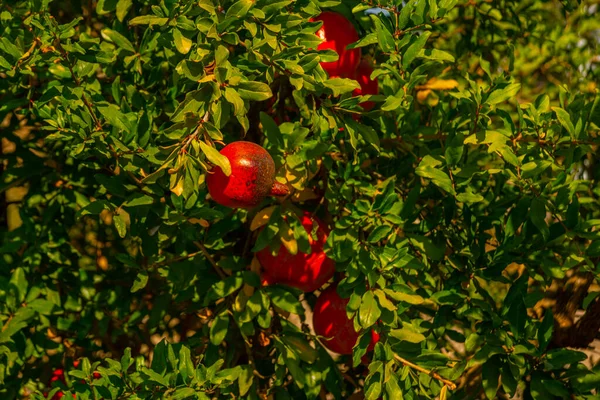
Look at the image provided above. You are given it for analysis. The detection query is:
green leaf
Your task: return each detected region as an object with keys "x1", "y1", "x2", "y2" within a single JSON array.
[
  {"x1": 237, "y1": 365, "x2": 253, "y2": 397},
  {"x1": 359, "y1": 291, "x2": 381, "y2": 329},
  {"x1": 129, "y1": 16, "x2": 169, "y2": 26},
  {"x1": 199, "y1": 141, "x2": 231, "y2": 177},
  {"x1": 113, "y1": 214, "x2": 127, "y2": 238},
  {"x1": 545, "y1": 349, "x2": 587, "y2": 369},
  {"x1": 173, "y1": 28, "x2": 192, "y2": 54},
  {"x1": 481, "y1": 357, "x2": 501, "y2": 399},
  {"x1": 101, "y1": 28, "x2": 135, "y2": 53},
  {"x1": 140, "y1": 367, "x2": 169, "y2": 387},
  {"x1": 384, "y1": 290, "x2": 425, "y2": 305},
  {"x1": 530, "y1": 197, "x2": 549, "y2": 240},
  {"x1": 124, "y1": 193, "x2": 154, "y2": 207},
  {"x1": 225, "y1": 0, "x2": 253, "y2": 19},
  {"x1": 370, "y1": 15, "x2": 395, "y2": 52},
  {"x1": 116, "y1": 0, "x2": 132, "y2": 22},
  {"x1": 538, "y1": 309, "x2": 553, "y2": 351},
  {"x1": 224, "y1": 87, "x2": 245, "y2": 115},
  {"x1": 131, "y1": 270, "x2": 149, "y2": 292},
  {"x1": 210, "y1": 311, "x2": 230, "y2": 345},
  {"x1": 323, "y1": 78, "x2": 360, "y2": 96},
  {"x1": 97, "y1": 104, "x2": 133, "y2": 132},
  {"x1": 264, "y1": 287, "x2": 304, "y2": 315},
  {"x1": 486, "y1": 83, "x2": 521, "y2": 105},
  {"x1": 9, "y1": 267, "x2": 27, "y2": 303},
  {"x1": 368, "y1": 225, "x2": 392, "y2": 243},
  {"x1": 236, "y1": 81, "x2": 273, "y2": 101},
  {"x1": 402, "y1": 32, "x2": 431, "y2": 69},
  {"x1": 390, "y1": 326, "x2": 426, "y2": 343},
  {"x1": 551, "y1": 106, "x2": 576, "y2": 137},
  {"x1": 521, "y1": 160, "x2": 552, "y2": 179},
  {"x1": 260, "y1": 112, "x2": 283, "y2": 147},
  {"x1": 456, "y1": 191, "x2": 484, "y2": 204},
  {"x1": 415, "y1": 165, "x2": 455, "y2": 195}
]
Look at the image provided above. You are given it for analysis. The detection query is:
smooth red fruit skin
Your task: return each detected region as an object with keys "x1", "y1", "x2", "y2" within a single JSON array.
[
  {"x1": 206, "y1": 141, "x2": 277, "y2": 209},
  {"x1": 313, "y1": 12, "x2": 361, "y2": 78},
  {"x1": 352, "y1": 61, "x2": 378, "y2": 111},
  {"x1": 257, "y1": 212, "x2": 335, "y2": 292},
  {"x1": 313, "y1": 285, "x2": 380, "y2": 355}
]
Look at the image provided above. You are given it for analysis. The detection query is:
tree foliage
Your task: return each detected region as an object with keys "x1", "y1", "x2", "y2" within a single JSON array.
[{"x1": 1, "y1": 0, "x2": 600, "y2": 399}]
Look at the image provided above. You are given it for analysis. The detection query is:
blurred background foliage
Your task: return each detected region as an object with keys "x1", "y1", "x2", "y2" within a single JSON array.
[{"x1": 1, "y1": 0, "x2": 600, "y2": 399}]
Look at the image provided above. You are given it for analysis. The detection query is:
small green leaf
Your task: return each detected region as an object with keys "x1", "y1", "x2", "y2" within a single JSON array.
[
  {"x1": 173, "y1": 28, "x2": 192, "y2": 54},
  {"x1": 210, "y1": 311, "x2": 230, "y2": 345},
  {"x1": 265, "y1": 287, "x2": 304, "y2": 315},
  {"x1": 402, "y1": 32, "x2": 431, "y2": 69},
  {"x1": 124, "y1": 193, "x2": 154, "y2": 207},
  {"x1": 323, "y1": 78, "x2": 360, "y2": 96},
  {"x1": 415, "y1": 165, "x2": 455, "y2": 195},
  {"x1": 101, "y1": 28, "x2": 135, "y2": 53},
  {"x1": 370, "y1": 15, "x2": 394, "y2": 52},
  {"x1": 128, "y1": 15, "x2": 169, "y2": 26},
  {"x1": 236, "y1": 81, "x2": 273, "y2": 101},
  {"x1": 199, "y1": 141, "x2": 231, "y2": 177},
  {"x1": 368, "y1": 225, "x2": 392, "y2": 243},
  {"x1": 359, "y1": 291, "x2": 381, "y2": 329},
  {"x1": 390, "y1": 326, "x2": 426, "y2": 343},
  {"x1": 482, "y1": 357, "x2": 501, "y2": 399},
  {"x1": 538, "y1": 309, "x2": 553, "y2": 351},
  {"x1": 113, "y1": 214, "x2": 127, "y2": 238},
  {"x1": 551, "y1": 106, "x2": 575, "y2": 137},
  {"x1": 131, "y1": 270, "x2": 149, "y2": 292},
  {"x1": 116, "y1": 0, "x2": 132, "y2": 22},
  {"x1": 225, "y1": 0, "x2": 253, "y2": 19},
  {"x1": 487, "y1": 83, "x2": 521, "y2": 105}
]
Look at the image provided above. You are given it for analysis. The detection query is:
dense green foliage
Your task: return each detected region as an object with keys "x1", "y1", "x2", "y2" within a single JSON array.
[{"x1": 1, "y1": 0, "x2": 600, "y2": 399}]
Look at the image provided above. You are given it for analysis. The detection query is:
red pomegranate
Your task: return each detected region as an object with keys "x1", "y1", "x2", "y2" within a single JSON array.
[
  {"x1": 257, "y1": 212, "x2": 335, "y2": 292},
  {"x1": 312, "y1": 12, "x2": 361, "y2": 78},
  {"x1": 352, "y1": 61, "x2": 378, "y2": 111},
  {"x1": 206, "y1": 141, "x2": 289, "y2": 209},
  {"x1": 313, "y1": 285, "x2": 380, "y2": 355}
]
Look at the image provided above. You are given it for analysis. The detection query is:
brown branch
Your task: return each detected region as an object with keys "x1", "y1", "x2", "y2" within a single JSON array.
[
  {"x1": 193, "y1": 241, "x2": 226, "y2": 279},
  {"x1": 549, "y1": 272, "x2": 596, "y2": 348},
  {"x1": 393, "y1": 353, "x2": 457, "y2": 390},
  {"x1": 149, "y1": 250, "x2": 204, "y2": 269}
]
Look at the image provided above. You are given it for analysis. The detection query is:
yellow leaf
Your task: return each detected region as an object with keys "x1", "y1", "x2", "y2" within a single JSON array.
[
  {"x1": 280, "y1": 225, "x2": 298, "y2": 256},
  {"x1": 417, "y1": 89, "x2": 439, "y2": 106},
  {"x1": 7, "y1": 204, "x2": 23, "y2": 232},
  {"x1": 171, "y1": 175, "x2": 184, "y2": 196},
  {"x1": 6, "y1": 186, "x2": 28, "y2": 203},
  {"x1": 173, "y1": 28, "x2": 192, "y2": 54},
  {"x1": 417, "y1": 89, "x2": 432, "y2": 103},
  {"x1": 285, "y1": 166, "x2": 306, "y2": 190},
  {"x1": 251, "y1": 256, "x2": 262, "y2": 274},
  {"x1": 251, "y1": 205, "x2": 278, "y2": 231},
  {"x1": 188, "y1": 218, "x2": 210, "y2": 227},
  {"x1": 440, "y1": 385, "x2": 448, "y2": 400},
  {"x1": 416, "y1": 77, "x2": 459, "y2": 91},
  {"x1": 234, "y1": 290, "x2": 249, "y2": 313}
]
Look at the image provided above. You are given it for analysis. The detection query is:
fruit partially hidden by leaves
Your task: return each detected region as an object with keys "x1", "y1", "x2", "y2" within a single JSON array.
[
  {"x1": 206, "y1": 141, "x2": 289, "y2": 209},
  {"x1": 257, "y1": 212, "x2": 335, "y2": 292},
  {"x1": 313, "y1": 285, "x2": 379, "y2": 355},
  {"x1": 313, "y1": 12, "x2": 361, "y2": 78},
  {"x1": 352, "y1": 60, "x2": 378, "y2": 111}
]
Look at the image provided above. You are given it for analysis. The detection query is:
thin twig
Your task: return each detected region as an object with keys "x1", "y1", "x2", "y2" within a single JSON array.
[
  {"x1": 149, "y1": 250, "x2": 204, "y2": 269},
  {"x1": 393, "y1": 353, "x2": 457, "y2": 390},
  {"x1": 193, "y1": 241, "x2": 226, "y2": 279}
]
